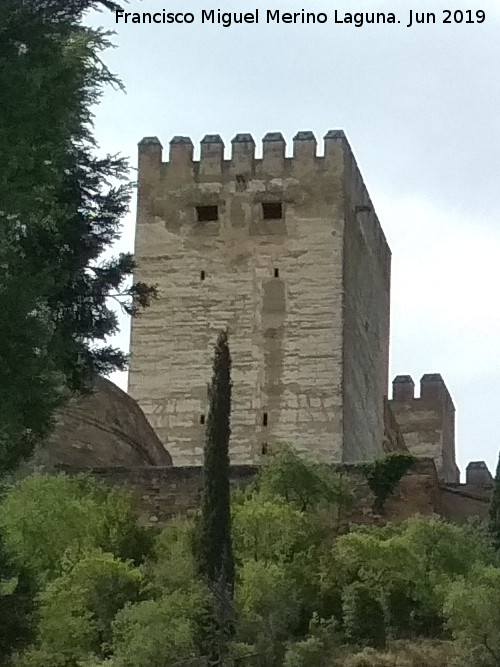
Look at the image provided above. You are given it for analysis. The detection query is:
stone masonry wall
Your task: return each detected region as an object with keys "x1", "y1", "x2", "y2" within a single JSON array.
[
  {"x1": 129, "y1": 130, "x2": 391, "y2": 467},
  {"x1": 342, "y1": 143, "x2": 391, "y2": 461},
  {"x1": 438, "y1": 461, "x2": 493, "y2": 523},
  {"x1": 382, "y1": 398, "x2": 409, "y2": 453},
  {"x1": 57, "y1": 458, "x2": 446, "y2": 527},
  {"x1": 389, "y1": 374, "x2": 460, "y2": 483},
  {"x1": 56, "y1": 464, "x2": 255, "y2": 524},
  {"x1": 33, "y1": 377, "x2": 172, "y2": 469},
  {"x1": 439, "y1": 485, "x2": 490, "y2": 523}
]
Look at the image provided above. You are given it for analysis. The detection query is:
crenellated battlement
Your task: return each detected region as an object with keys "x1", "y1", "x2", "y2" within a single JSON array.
[
  {"x1": 131, "y1": 127, "x2": 391, "y2": 468},
  {"x1": 391, "y1": 374, "x2": 455, "y2": 410},
  {"x1": 389, "y1": 374, "x2": 459, "y2": 484},
  {"x1": 137, "y1": 130, "x2": 349, "y2": 180},
  {"x1": 136, "y1": 129, "x2": 390, "y2": 274}
]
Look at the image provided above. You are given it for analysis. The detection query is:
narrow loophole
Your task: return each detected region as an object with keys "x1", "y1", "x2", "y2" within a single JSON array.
[
  {"x1": 200, "y1": 270, "x2": 205, "y2": 281},
  {"x1": 200, "y1": 414, "x2": 205, "y2": 425},
  {"x1": 274, "y1": 268, "x2": 279, "y2": 278},
  {"x1": 261, "y1": 442, "x2": 268, "y2": 455},
  {"x1": 263, "y1": 412, "x2": 268, "y2": 427}
]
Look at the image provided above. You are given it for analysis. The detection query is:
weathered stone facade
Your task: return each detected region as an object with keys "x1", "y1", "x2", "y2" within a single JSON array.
[
  {"x1": 57, "y1": 458, "x2": 491, "y2": 528},
  {"x1": 389, "y1": 374, "x2": 460, "y2": 483},
  {"x1": 129, "y1": 131, "x2": 391, "y2": 466},
  {"x1": 32, "y1": 376, "x2": 173, "y2": 469}
]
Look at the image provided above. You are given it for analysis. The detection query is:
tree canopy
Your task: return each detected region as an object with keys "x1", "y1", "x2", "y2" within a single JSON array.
[
  {"x1": 0, "y1": 0, "x2": 155, "y2": 474},
  {"x1": 0, "y1": 449, "x2": 497, "y2": 666}
]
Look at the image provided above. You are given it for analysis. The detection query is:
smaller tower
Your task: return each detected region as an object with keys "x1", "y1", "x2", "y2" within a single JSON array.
[
  {"x1": 466, "y1": 461, "x2": 493, "y2": 486},
  {"x1": 389, "y1": 374, "x2": 460, "y2": 483}
]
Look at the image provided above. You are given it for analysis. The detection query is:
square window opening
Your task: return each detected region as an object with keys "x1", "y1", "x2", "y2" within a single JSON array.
[
  {"x1": 196, "y1": 205, "x2": 218, "y2": 222},
  {"x1": 262, "y1": 202, "x2": 283, "y2": 220}
]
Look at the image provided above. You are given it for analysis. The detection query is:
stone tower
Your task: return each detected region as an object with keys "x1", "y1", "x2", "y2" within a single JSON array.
[
  {"x1": 128, "y1": 131, "x2": 391, "y2": 466},
  {"x1": 389, "y1": 374, "x2": 460, "y2": 483}
]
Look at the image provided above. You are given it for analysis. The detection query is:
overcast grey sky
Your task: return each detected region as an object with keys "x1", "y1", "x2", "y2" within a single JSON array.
[{"x1": 88, "y1": 0, "x2": 500, "y2": 476}]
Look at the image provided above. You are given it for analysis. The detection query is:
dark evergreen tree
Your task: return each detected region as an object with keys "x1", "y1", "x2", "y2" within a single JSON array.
[
  {"x1": 0, "y1": 533, "x2": 35, "y2": 661},
  {"x1": 0, "y1": 0, "x2": 156, "y2": 473},
  {"x1": 342, "y1": 581, "x2": 386, "y2": 649},
  {"x1": 197, "y1": 330, "x2": 235, "y2": 663},
  {"x1": 489, "y1": 453, "x2": 500, "y2": 550}
]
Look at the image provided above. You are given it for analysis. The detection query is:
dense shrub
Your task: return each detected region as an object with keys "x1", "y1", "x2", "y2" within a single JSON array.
[
  {"x1": 14, "y1": 550, "x2": 142, "y2": 665},
  {"x1": 109, "y1": 590, "x2": 205, "y2": 667},
  {"x1": 444, "y1": 565, "x2": 500, "y2": 667},
  {"x1": 236, "y1": 559, "x2": 301, "y2": 665},
  {"x1": 283, "y1": 615, "x2": 342, "y2": 667},
  {"x1": 340, "y1": 639, "x2": 456, "y2": 667},
  {"x1": 6, "y1": 458, "x2": 500, "y2": 667},
  {"x1": 145, "y1": 518, "x2": 199, "y2": 596},
  {"x1": 0, "y1": 533, "x2": 35, "y2": 662},
  {"x1": 257, "y1": 446, "x2": 353, "y2": 515},
  {"x1": 233, "y1": 495, "x2": 309, "y2": 563},
  {"x1": 343, "y1": 582, "x2": 386, "y2": 649},
  {"x1": 0, "y1": 474, "x2": 151, "y2": 584}
]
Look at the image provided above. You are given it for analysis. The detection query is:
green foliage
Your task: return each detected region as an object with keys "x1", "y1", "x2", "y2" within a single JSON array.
[
  {"x1": 489, "y1": 453, "x2": 500, "y2": 551},
  {"x1": 341, "y1": 640, "x2": 456, "y2": 667},
  {"x1": 359, "y1": 454, "x2": 415, "y2": 513},
  {"x1": 19, "y1": 550, "x2": 141, "y2": 665},
  {"x1": 146, "y1": 518, "x2": 199, "y2": 596},
  {"x1": 0, "y1": 473, "x2": 151, "y2": 584},
  {"x1": 236, "y1": 559, "x2": 301, "y2": 666},
  {"x1": 226, "y1": 640, "x2": 257, "y2": 660},
  {"x1": 343, "y1": 582, "x2": 386, "y2": 649},
  {"x1": 283, "y1": 615, "x2": 342, "y2": 667},
  {"x1": 234, "y1": 456, "x2": 352, "y2": 636},
  {"x1": 444, "y1": 565, "x2": 500, "y2": 666},
  {"x1": 283, "y1": 636, "x2": 325, "y2": 667},
  {"x1": 0, "y1": 0, "x2": 156, "y2": 474},
  {"x1": 141, "y1": 519, "x2": 212, "y2": 658},
  {"x1": 233, "y1": 495, "x2": 309, "y2": 563},
  {"x1": 385, "y1": 585, "x2": 420, "y2": 639},
  {"x1": 257, "y1": 445, "x2": 353, "y2": 514},
  {"x1": 3, "y1": 478, "x2": 498, "y2": 667},
  {"x1": 4, "y1": 454, "x2": 499, "y2": 666},
  {"x1": 325, "y1": 517, "x2": 496, "y2": 641},
  {"x1": 233, "y1": 489, "x2": 341, "y2": 638},
  {"x1": 0, "y1": 533, "x2": 35, "y2": 663},
  {"x1": 399, "y1": 517, "x2": 495, "y2": 636},
  {"x1": 109, "y1": 589, "x2": 205, "y2": 667}
]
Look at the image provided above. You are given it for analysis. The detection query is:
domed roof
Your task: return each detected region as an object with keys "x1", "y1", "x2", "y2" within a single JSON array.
[{"x1": 32, "y1": 376, "x2": 172, "y2": 469}]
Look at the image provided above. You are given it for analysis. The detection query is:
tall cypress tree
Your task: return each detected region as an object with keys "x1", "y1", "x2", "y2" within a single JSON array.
[
  {"x1": 489, "y1": 453, "x2": 500, "y2": 550},
  {"x1": 197, "y1": 330, "x2": 235, "y2": 662}
]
